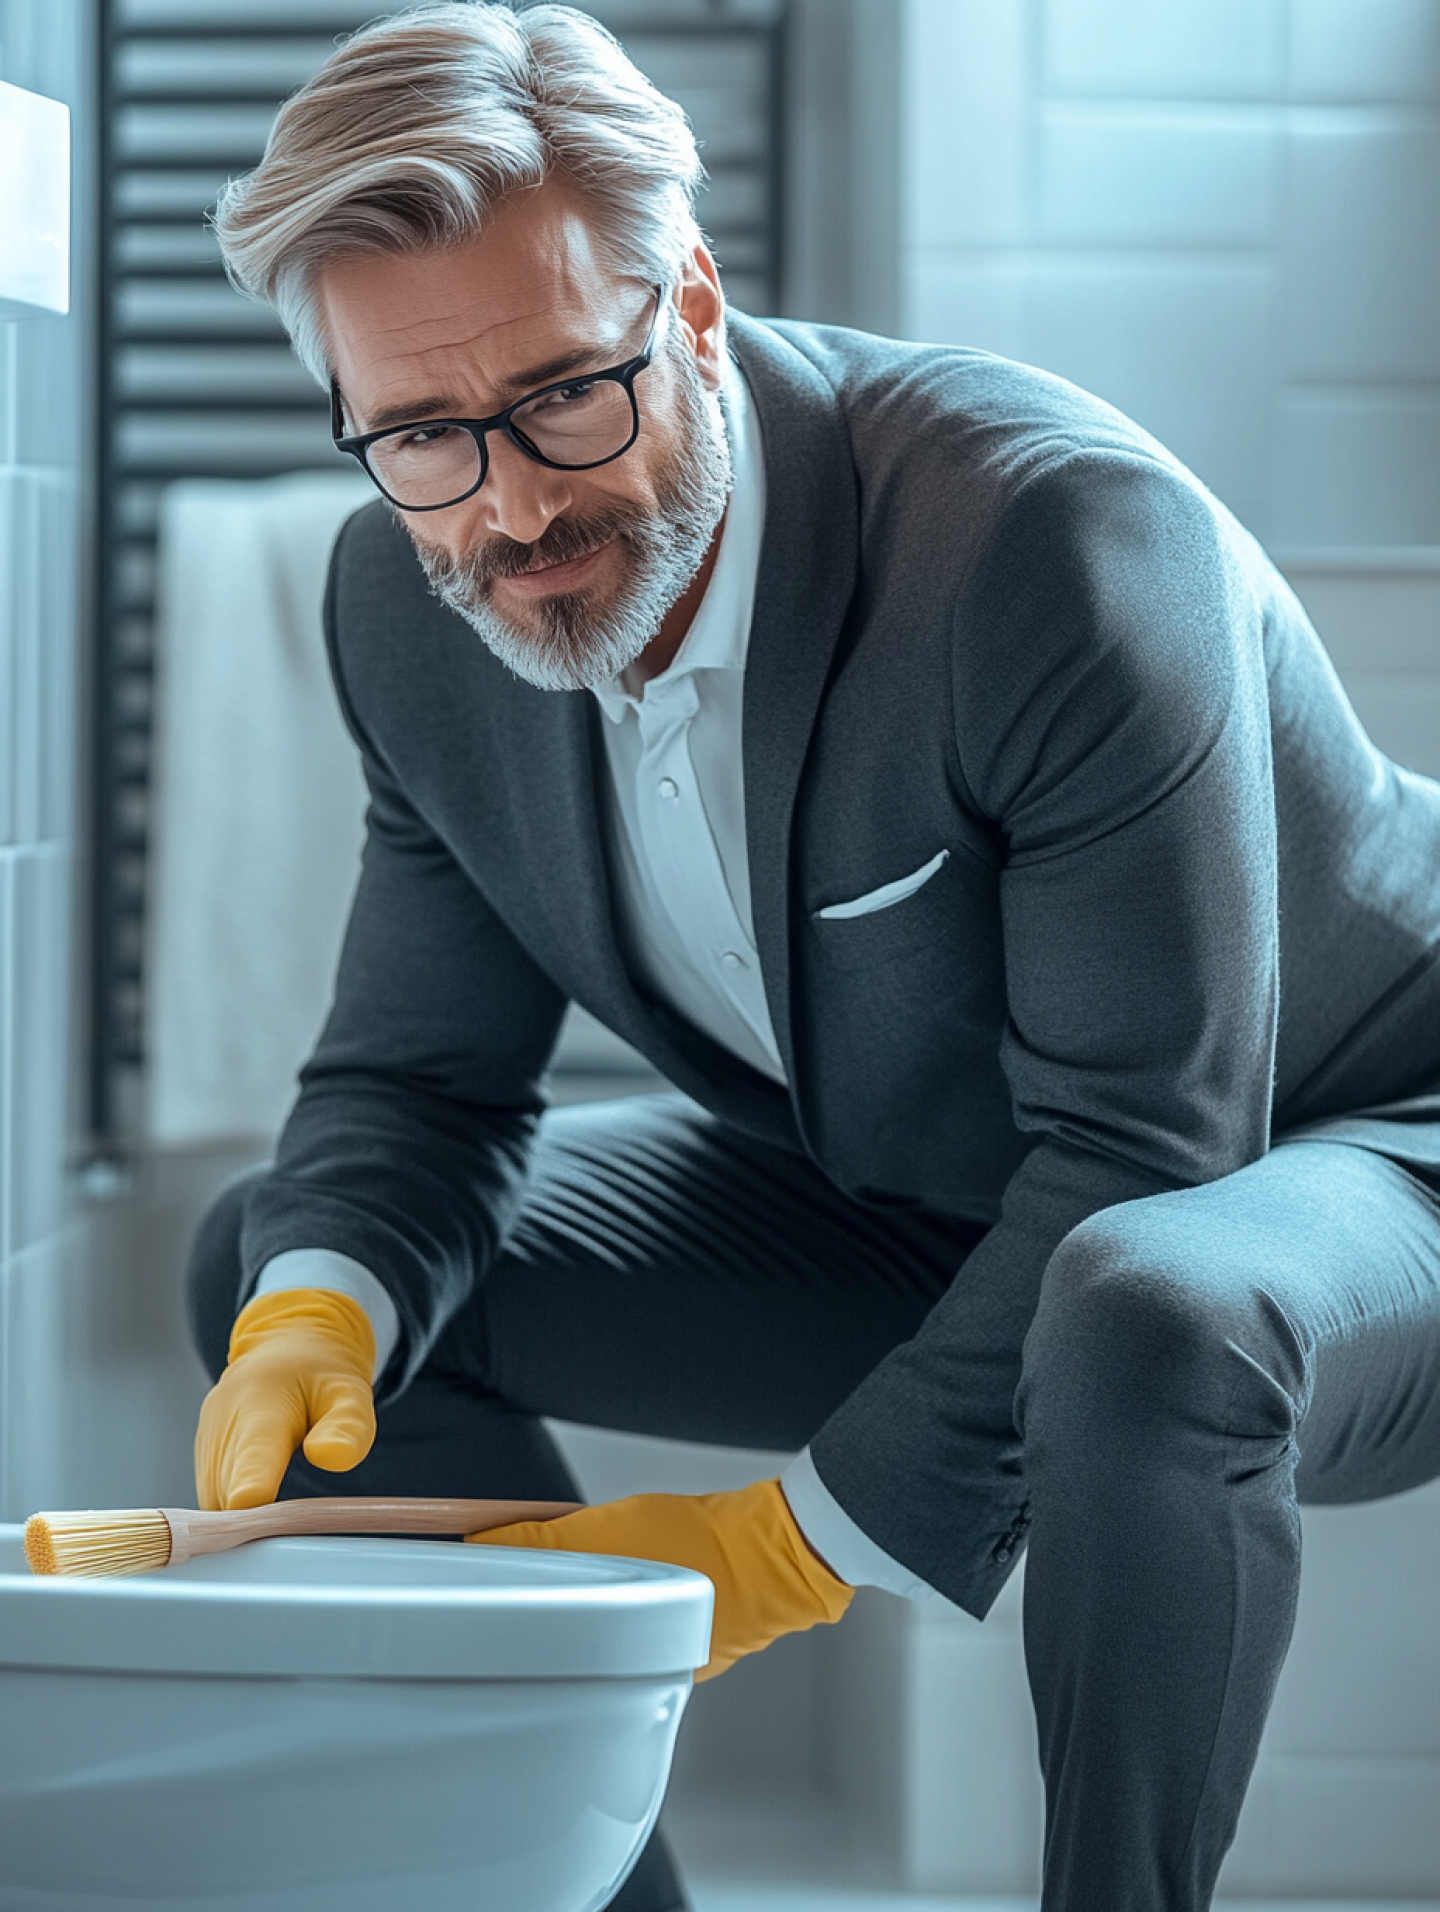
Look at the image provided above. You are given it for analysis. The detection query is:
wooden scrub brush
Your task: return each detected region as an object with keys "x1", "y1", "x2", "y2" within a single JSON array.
[{"x1": 23, "y1": 1496, "x2": 581, "y2": 1578}]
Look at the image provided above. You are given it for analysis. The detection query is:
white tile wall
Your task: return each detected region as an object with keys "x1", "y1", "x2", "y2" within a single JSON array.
[
  {"x1": 1041, "y1": 0, "x2": 1283, "y2": 100},
  {"x1": 0, "y1": 469, "x2": 15, "y2": 848},
  {"x1": 1035, "y1": 106, "x2": 1276, "y2": 247},
  {"x1": 904, "y1": 0, "x2": 1030, "y2": 250},
  {"x1": 6, "y1": 849, "x2": 71, "y2": 1256},
  {"x1": 1283, "y1": 112, "x2": 1440, "y2": 383},
  {"x1": 0, "y1": 0, "x2": 89, "y2": 1522},
  {"x1": 1275, "y1": 391, "x2": 1440, "y2": 545},
  {"x1": 0, "y1": 1229, "x2": 74, "y2": 1517},
  {"x1": 900, "y1": 0, "x2": 1440, "y2": 550},
  {"x1": 0, "y1": 854, "x2": 11, "y2": 1368},
  {"x1": 1289, "y1": 0, "x2": 1440, "y2": 104},
  {"x1": 8, "y1": 471, "x2": 44, "y2": 847}
]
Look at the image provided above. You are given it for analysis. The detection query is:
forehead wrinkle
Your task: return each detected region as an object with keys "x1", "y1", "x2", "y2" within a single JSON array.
[
  {"x1": 354, "y1": 300, "x2": 529, "y2": 377},
  {"x1": 346, "y1": 296, "x2": 639, "y2": 429}
]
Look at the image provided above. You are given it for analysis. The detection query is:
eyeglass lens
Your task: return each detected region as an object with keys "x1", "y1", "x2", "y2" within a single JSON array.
[{"x1": 366, "y1": 378, "x2": 638, "y2": 508}]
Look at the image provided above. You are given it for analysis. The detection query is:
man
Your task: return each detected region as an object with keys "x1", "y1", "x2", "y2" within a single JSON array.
[{"x1": 187, "y1": 6, "x2": 1440, "y2": 1909}]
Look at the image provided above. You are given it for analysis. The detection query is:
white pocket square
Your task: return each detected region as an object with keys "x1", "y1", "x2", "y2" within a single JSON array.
[{"x1": 816, "y1": 848, "x2": 951, "y2": 921}]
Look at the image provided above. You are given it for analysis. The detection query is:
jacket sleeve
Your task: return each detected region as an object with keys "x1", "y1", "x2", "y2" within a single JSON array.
[
  {"x1": 238, "y1": 564, "x2": 568, "y2": 1402},
  {"x1": 808, "y1": 448, "x2": 1281, "y2": 1613}
]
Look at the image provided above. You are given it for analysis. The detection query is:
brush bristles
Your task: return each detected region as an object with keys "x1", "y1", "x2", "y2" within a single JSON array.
[{"x1": 24, "y1": 1509, "x2": 173, "y2": 1578}]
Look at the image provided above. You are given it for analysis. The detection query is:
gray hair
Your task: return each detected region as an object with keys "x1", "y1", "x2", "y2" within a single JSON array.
[{"x1": 212, "y1": 3, "x2": 708, "y2": 385}]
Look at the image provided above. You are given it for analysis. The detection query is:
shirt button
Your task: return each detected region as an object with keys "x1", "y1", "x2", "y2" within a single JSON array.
[
  {"x1": 721, "y1": 950, "x2": 746, "y2": 971},
  {"x1": 657, "y1": 777, "x2": 679, "y2": 801}
]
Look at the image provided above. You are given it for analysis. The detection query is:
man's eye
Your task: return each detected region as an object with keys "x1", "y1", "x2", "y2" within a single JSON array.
[
  {"x1": 396, "y1": 424, "x2": 461, "y2": 451},
  {"x1": 529, "y1": 380, "x2": 601, "y2": 411}
]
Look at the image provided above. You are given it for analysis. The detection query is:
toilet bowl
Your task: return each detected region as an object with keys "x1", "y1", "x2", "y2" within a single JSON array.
[{"x1": 0, "y1": 1524, "x2": 712, "y2": 1912}]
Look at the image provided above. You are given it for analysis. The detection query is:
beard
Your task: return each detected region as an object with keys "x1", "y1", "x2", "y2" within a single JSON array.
[{"x1": 409, "y1": 332, "x2": 734, "y2": 692}]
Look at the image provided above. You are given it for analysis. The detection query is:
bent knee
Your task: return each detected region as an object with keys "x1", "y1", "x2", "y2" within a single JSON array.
[
  {"x1": 1021, "y1": 1196, "x2": 1309, "y2": 1441},
  {"x1": 1036, "y1": 1204, "x2": 1229, "y2": 1371}
]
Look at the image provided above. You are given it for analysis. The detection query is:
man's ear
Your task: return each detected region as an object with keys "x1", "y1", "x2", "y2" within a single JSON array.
[{"x1": 674, "y1": 244, "x2": 728, "y2": 392}]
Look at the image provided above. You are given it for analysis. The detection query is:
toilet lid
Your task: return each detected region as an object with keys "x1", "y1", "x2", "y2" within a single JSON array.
[{"x1": 0, "y1": 1529, "x2": 713, "y2": 1679}]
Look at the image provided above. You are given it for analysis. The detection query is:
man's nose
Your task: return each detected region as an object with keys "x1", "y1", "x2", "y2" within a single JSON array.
[{"x1": 474, "y1": 432, "x2": 574, "y2": 545}]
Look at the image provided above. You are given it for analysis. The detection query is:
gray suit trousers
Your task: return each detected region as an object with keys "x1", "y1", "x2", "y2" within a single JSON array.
[{"x1": 188, "y1": 1095, "x2": 1440, "y2": 1912}]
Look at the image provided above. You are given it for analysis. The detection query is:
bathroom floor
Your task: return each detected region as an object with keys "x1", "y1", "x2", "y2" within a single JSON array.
[
  {"x1": 690, "y1": 1899, "x2": 1440, "y2": 1912},
  {"x1": 693, "y1": 1900, "x2": 1440, "y2": 1912},
  {"x1": 671, "y1": 1801, "x2": 1440, "y2": 1912}
]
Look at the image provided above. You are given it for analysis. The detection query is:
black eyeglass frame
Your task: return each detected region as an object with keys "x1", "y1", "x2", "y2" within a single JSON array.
[{"x1": 329, "y1": 285, "x2": 666, "y2": 513}]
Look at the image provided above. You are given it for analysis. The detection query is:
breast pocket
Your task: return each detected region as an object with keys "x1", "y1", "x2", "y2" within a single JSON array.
[
  {"x1": 815, "y1": 848, "x2": 951, "y2": 921},
  {"x1": 809, "y1": 849, "x2": 959, "y2": 974}
]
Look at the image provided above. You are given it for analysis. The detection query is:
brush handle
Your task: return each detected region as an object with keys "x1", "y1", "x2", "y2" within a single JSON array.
[{"x1": 160, "y1": 1497, "x2": 582, "y2": 1566}]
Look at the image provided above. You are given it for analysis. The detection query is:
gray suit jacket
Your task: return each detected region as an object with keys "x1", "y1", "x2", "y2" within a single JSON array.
[{"x1": 244, "y1": 312, "x2": 1440, "y2": 1610}]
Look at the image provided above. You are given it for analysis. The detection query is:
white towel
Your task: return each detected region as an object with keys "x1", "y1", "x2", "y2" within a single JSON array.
[{"x1": 146, "y1": 472, "x2": 375, "y2": 1145}]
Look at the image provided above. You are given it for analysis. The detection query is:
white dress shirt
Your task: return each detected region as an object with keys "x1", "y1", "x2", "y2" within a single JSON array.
[
  {"x1": 252, "y1": 362, "x2": 943, "y2": 1605},
  {"x1": 590, "y1": 366, "x2": 783, "y2": 1084}
]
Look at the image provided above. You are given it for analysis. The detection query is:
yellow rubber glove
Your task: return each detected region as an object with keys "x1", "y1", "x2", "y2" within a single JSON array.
[
  {"x1": 467, "y1": 1477, "x2": 853, "y2": 1680},
  {"x1": 194, "y1": 1288, "x2": 377, "y2": 1511}
]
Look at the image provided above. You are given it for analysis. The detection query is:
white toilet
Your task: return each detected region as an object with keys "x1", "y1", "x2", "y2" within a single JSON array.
[{"x1": 0, "y1": 1524, "x2": 712, "y2": 1911}]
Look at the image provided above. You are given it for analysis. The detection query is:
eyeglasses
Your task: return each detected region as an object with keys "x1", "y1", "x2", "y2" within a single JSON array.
[{"x1": 330, "y1": 286, "x2": 665, "y2": 513}]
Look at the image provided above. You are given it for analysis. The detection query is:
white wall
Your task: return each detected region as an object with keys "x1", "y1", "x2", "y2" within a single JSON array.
[
  {"x1": 900, "y1": 0, "x2": 1440, "y2": 550},
  {"x1": 0, "y1": 0, "x2": 89, "y2": 1522},
  {"x1": 0, "y1": 1, "x2": 244, "y2": 1527}
]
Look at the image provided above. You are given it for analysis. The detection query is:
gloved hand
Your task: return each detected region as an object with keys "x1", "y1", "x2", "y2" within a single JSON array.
[
  {"x1": 194, "y1": 1288, "x2": 377, "y2": 1511},
  {"x1": 467, "y1": 1477, "x2": 852, "y2": 1679}
]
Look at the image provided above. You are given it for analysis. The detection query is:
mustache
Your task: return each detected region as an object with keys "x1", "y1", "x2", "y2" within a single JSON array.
[{"x1": 433, "y1": 504, "x2": 646, "y2": 591}]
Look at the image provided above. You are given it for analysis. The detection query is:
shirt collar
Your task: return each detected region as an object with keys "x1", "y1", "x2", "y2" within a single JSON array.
[{"x1": 591, "y1": 359, "x2": 766, "y2": 726}]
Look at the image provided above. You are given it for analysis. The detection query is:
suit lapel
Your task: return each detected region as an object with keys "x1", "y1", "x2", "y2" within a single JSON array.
[
  {"x1": 489, "y1": 682, "x2": 640, "y2": 1015},
  {"x1": 491, "y1": 678, "x2": 799, "y2": 1135},
  {"x1": 728, "y1": 315, "x2": 860, "y2": 1086}
]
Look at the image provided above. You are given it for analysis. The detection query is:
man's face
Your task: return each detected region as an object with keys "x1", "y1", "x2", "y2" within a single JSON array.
[{"x1": 317, "y1": 183, "x2": 732, "y2": 690}]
